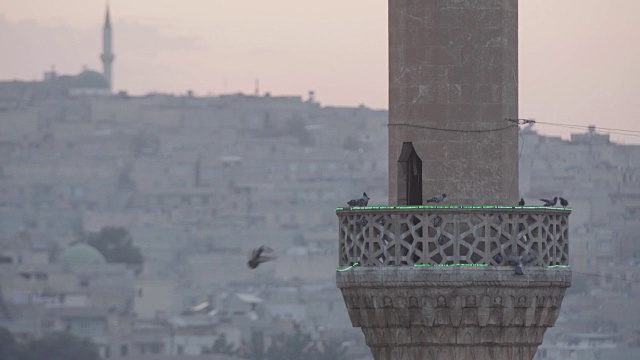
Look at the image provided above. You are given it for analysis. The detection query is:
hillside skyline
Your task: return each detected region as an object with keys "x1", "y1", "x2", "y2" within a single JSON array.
[{"x1": 1, "y1": 1, "x2": 640, "y2": 142}]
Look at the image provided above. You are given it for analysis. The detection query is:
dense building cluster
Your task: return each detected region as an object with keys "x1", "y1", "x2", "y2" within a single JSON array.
[
  {"x1": 0, "y1": 85, "x2": 386, "y2": 359},
  {"x1": 519, "y1": 126, "x2": 640, "y2": 359}
]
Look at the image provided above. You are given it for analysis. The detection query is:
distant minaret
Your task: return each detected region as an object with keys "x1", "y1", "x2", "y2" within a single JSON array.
[{"x1": 100, "y1": 6, "x2": 114, "y2": 90}]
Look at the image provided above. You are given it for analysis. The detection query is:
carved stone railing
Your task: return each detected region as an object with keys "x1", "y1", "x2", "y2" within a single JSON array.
[
  {"x1": 337, "y1": 206, "x2": 570, "y2": 268},
  {"x1": 336, "y1": 206, "x2": 572, "y2": 360}
]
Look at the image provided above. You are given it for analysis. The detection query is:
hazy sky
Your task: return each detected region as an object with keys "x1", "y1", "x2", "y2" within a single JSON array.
[{"x1": 1, "y1": 1, "x2": 639, "y2": 142}]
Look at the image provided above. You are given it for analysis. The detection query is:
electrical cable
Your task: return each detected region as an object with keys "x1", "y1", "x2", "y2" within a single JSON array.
[
  {"x1": 388, "y1": 123, "x2": 517, "y2": 133},
  {"x1": 572, "y1": 270, "x2": 640, "y2": 284},
  {"x1": 506, "y1": 118, "x2": 640, "y2": 139},
  {"x1": 506, "y1": 117, "x2": 640, "y2": 285},
  {"x1": 534, "y1": 121, "x2": 640, "y2": 135},
  {"x1": 385, "y1": 118, "x2": 640, "y2": 284}
]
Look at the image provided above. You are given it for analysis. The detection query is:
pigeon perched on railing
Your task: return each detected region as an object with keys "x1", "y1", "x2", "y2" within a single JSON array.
[
  {"x1": 433, "y1": 215, "x2": 442, "y2": 227},
  {"x1": 540, "y1": 197, "x2": 558, "y2": 207},
  {"x1": 505, "y1": 251, "x2": 537, "y2": 275},
  {"x1": 247, "y1": 245, "x2": 276, "y2": 269},
  {"x1": 347, "y1": 192, "x2": 369, "y2": 207},
  {"x1": 518, "y1": 198, "x2": 525, "y2": 206},
  {"x1": 426, "y1": 193, "x2": 447, "y2": 203},
  {"x1": 559, "y1": 197, "x2": 568, "y2": 208}
]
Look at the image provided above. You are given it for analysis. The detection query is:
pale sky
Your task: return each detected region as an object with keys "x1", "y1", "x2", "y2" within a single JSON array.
[{"x1": 1, "y1": 1, "x2": 639, "y2": 142}]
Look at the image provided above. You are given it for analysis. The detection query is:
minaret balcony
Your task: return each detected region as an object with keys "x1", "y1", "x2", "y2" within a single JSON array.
[
  {"x1": 336, "y1": 206, "x2": 572, "y2": 359},
  {"x1": 337, "y1": 206, "x2": 570, "y2": 268}
]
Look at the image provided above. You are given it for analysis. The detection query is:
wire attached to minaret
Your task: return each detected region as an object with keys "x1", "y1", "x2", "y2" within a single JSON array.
[{"x1": 504, "y1": 118, "x2": 536, "y2": 125}]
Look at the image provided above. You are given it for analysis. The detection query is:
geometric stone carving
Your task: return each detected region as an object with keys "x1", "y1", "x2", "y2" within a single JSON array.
[
  {"x1": 337, "y1": 266, "x2": 571, "y2": 360},
  {"x1": 338, "y1": 207, "x2": 570, "y2": 268}
]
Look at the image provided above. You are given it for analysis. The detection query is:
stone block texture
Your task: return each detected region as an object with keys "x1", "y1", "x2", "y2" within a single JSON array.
[
  {"x1": 337, "y1": 267, "x2": 571, "y2": 360},
  {"x1": 388, "y1": 0, "x2": 519, "y2": 206}
]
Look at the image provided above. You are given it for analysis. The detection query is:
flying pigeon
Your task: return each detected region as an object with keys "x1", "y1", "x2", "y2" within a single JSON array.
[
  {"x1": 347, "y1": 192, "x2": 369, "y2": 207},
  {"x1": 426, "y1": 193, "x2": 447, "y2": 203},
  {"x1": 505, "y1": 251, "x2": 537, "y2": 275},
  {"x1": 559, "y1": 197, "x2": 568, "y2": 208},
  {"x1": 433, "y1": 215, "x2": 442, "y2": 227},
  {"x1": 540, "y1": 197, "x2": 558, "y2": 207},
  {"x1": 518, "y1": 198, "x2": 525, "y2": 206},
  {"x1": 247, "y1": 245, "x2": 276, "y2": 269}
]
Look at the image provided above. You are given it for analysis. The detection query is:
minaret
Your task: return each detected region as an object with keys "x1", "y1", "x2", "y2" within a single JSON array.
[
  {"x1": 336, "y1": 2, "x2": 572, "y2": 359},
  {"x1": 100, "y1": 6, "x2": 114, "y2": 90}
]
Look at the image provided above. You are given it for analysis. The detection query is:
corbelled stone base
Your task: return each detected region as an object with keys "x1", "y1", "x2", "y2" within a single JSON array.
[{"x1": 337, "y1": 267, "x2": 571, "y2": 360}]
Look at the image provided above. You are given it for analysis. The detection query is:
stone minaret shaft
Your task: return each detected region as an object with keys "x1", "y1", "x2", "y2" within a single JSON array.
[
  {"x1": 101, "y1": 6, "x2": 114, "y2": 90},
  {"x1": 337, "y1": 3, "x2": 571, "y2": 360},
  {"x1": 388, "y1": 0, "x2": 519, "y2": 206}
]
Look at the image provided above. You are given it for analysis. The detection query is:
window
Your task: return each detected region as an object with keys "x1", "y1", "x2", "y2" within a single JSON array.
[
  {"x1": 397, "y1": 142, "x2": 423, "y2": 205},
  {"x1": 120, "y1": 344, "x2": 128, "y2": 357}
]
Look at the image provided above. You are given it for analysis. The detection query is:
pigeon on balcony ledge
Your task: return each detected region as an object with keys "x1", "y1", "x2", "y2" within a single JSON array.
[
  {"x1": 426, "y1": 193, "x2": 447, "y2": 203},
  {"x1": 559, "y1": 197, "x2": 568, "y2": 208},
  {"x1": 540, "y1": 197, "x2": 558, "y2": 207},
  {"x1": 347, "y1": 192, "x2": 369, "y2": 207},
  {"x1": 505, "y1": 251, "x2": 537, "y2": 275}
]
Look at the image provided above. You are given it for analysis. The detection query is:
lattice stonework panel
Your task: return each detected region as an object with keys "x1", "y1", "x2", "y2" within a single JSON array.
[
  {"x1": 338, "y1": 209, "x2": 570, "y2": 267},
  {"x1": 396, "y1": 213, "x2": 425, "y2": 265}
]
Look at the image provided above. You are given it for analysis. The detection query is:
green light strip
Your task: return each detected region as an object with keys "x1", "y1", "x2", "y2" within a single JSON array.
[
  {"x1": 336, "y1": 205, "x2": 571, "y2": 211},
  {"x1": 338, "y1": 263, "x2": 570, "y2": 269},
  {"x1": 413, "y1": 263, "x2": 489, "y2": 267},
  {"x1": 336, "y1": 262, "x2": 360, "y2": 272}
]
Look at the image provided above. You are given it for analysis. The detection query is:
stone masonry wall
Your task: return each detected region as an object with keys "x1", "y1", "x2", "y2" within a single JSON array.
[{"x1": 388, "y1": 0, "x2": 519, "y2": 206}]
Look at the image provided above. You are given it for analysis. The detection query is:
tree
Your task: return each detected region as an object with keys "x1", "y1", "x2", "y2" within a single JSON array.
[
  {"x1": 26, "y1": 332, "x2": 100, "y2": 360},
  {"x1": 241, "y1": 328, "x2": 348, "y2": 360},
  {"x1": 83, "y1": 226, "x2": 143, "y2": 267},
  {"x1": 285, "y1": 118, "x2": 314, "y2": 146},
  {"x1": 203, "y1": 333, "x2": 237, "y2": 355},
  {"x1": 0, "y1": 327, "x2": 24, "y2": 360},
  {"x1": 264, "y1": 330, "x2": 314, "y2": 360},
  {"x1": 313, "y1": 339, "x2": 349, "y2": 360},
  {"x1": 0, "y1": 328, "x2": 100, "y2": 360}
]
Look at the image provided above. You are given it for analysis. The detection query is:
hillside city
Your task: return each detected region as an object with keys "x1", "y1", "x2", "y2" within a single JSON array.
[
  {"x1": 0, "y1": 5, "x2": 639, "y2": 358},
  {"x1": 0, "y1": 73, "x2": 639, "y2": 359}
]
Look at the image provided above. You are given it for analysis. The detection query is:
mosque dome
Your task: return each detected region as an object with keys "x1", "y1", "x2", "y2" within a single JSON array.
[
  {"x1": 71, "y1": 70, "x2": 109, "y2": 89},
  {"x1": 59, "y1": 243, "x2": 106, "y2": 266}
]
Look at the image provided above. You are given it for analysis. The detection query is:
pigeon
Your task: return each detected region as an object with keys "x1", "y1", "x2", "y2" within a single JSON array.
[
  {"x1": 518, "y1": 198, "x2": 525, "y2": 206},
  {"x1": 433, "y1": 215, "x2": 442, "y2": 227},
  {"x1": 247, "y1": 245, "x2": 276, "y2": 269},
  {"x1": 559, "y1": 197, "x2": 568, "y2": 208},
  {"x1": 426, "y1": 193, "x2": 447, "y2": 203},
  {"x1": 540, "y1": 197, "x2": 558, "y2": 207},
  {"x1": 347, "y1": 192, "x2": 369, "y2": 207},
  {"x1": 437, "y1": 235, "x2": 448, "y2": 245},
  {"x1": 355, "y1": 218, "x2": 368, "y2": 227},
  {"x1": 493, "y1": 253, "x2": 504, "y2": 264},
  {"x1": 505, "y1": 251, "x2": 537, "y2": 275}
]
